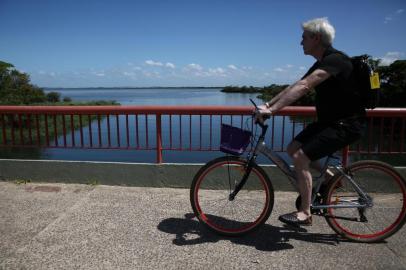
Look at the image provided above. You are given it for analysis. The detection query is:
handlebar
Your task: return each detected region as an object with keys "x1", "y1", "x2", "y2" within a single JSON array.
[{"x1": 249, "y1": 98, "x2": 270, "y2": 127}]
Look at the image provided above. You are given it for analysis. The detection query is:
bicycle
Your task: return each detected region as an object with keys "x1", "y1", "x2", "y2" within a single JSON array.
[{"x1": 190, "y1": 99, "x2": 406, "y2": 243}]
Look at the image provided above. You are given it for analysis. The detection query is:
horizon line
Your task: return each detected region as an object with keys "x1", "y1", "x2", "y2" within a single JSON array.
[{"x1": 42, "y1": 86, "x2": 227, "y2": 89}]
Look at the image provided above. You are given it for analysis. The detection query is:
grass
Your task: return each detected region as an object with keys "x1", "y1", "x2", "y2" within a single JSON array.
[
  {"x1": 14, "y1": 179, "x2": 31, "y2": 185},
  {"x1": 87, "y1": 179, "x2": 99, "y2": 186},
  {"x1": 0, "y1": 101, "x2": 120, "y2": 146}
]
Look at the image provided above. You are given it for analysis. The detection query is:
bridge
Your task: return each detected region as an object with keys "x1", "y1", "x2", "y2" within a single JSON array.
[
  {"x1": 1, "y1": 106, "x2": 406, "y2": 269},
  {"x1": 0, "y1": 105, "x2": 405, "y2": 186}
]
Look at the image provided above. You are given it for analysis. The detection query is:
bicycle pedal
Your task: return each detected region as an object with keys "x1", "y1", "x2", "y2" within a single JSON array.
[
  {"x1": 359, "y1": 214, "x2": 368, "y2": 223},
  {"x1": 311, "y1": 209, "x2": 323, "y2": 215}
]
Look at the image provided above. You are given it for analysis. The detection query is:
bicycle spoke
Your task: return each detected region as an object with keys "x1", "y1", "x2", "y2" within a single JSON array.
[
  {"x1": 191, "y1": 156, "x2": 273, "y2": 236},
  {"x1": 324, "y1": 161, "x2": 406, "y2": 243}
]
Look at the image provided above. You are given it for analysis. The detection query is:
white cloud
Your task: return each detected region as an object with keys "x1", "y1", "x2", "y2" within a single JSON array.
[
  {"x1": 209, "y1": 67, "x2": 227, "y2": 77},
  {"x1": 379, "y1": 51, "x2": 404, "y2": 66},
  {"x1": 145, "y1": 60, "x2": 175, "y2": 69},
  {"x1": 33, "y1": 60, "x2": 312, "y2": 87},
  {"x1": 384, "y1": 16, "x2": 393, "y2": 24},
  {"x1": 143, "y1": 71, "x2": 161, "y2": 78},
  {"x1": 209, "y1": 67, "x2": 225, "y2": 73},
  {"x1": 145, "y1": 60, "x2": 163, "y2": 66},
  {"x1": 181, "y1": 64, "x2": 232, "y2": 78},
  {"x1": 37, "y1": 70, "x2": 58, "y2": 77},
  {"x1": 384, "y1": 9, "x2": 404, "y2": 24},
  {"x1": 123, "y1": 71, "x2": 136, "y2": 77},
  {"x1": 228, "y1": 64, "x2": 238, "y2": 70},
  {"x1": 165, "y1": 62, "x2": 175, "y2": 69},
  {"x1": 186, "y1": 63, "x2": 203, "y2": 71}
]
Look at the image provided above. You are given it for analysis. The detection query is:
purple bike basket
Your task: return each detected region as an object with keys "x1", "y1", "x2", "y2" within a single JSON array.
[{"x1": 220, "y1": 124, "x2": 252, "y2": 156}]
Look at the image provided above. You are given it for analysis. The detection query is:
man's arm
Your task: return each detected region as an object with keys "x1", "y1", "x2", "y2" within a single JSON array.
[
  {"x1": 266, "y1": 85, "x2": 293, "y2": 107},
  {"x1": 261, "y1": 68, "x2": 331, "y2": 114}
]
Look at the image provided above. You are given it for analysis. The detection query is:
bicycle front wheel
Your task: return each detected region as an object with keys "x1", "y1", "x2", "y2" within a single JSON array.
[
  {"x1": 324, "y1": 160, "x2": 406, "y2": 243},
  {"x1": 190, "y1": 156, "x2": 274, "y2": 236}
]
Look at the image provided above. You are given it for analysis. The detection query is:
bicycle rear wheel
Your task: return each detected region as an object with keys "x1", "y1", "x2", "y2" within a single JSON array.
[
  {"x1": 190, "y1": 156, "x2": 274, "y2": 236},
  {"x1": 324, "y1": 160, "x2": 406, "y2": 243}
]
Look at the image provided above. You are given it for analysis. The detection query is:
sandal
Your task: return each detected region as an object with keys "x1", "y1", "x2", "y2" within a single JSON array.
[{"x1": 279, "y1": 212, "x2": 312, "y2": 226}]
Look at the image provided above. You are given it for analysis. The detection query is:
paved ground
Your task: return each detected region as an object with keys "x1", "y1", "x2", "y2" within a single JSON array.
[{"x1": 1, "y1": 181, "x2": 405, "y2": 270}]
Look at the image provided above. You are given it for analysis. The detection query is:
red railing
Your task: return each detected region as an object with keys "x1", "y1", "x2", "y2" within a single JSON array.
[{"x1": 0, "y1": 105, "x2": 405, "y2": 164}]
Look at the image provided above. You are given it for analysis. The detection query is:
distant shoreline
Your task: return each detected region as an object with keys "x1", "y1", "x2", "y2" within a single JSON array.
[{"x1": 43, "y1": 86, "x2": 224, "y2": 90}]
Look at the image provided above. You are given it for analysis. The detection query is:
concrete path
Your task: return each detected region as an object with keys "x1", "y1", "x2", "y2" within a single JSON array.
[{"x1": 1, "y1": 181, "x2": 405, "y2": 270}]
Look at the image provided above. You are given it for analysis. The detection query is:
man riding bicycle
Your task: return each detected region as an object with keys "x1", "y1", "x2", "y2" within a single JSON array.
[{"x1": 258, "y1": 17, "x2": 366, "y2": 226}]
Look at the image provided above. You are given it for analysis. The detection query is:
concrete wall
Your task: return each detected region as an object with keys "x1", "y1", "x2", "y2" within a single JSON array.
[
  {"x1": 0, "y1": 159, "x2": 296, "y2": 190},
  {"x1": 1, "y1": 159, "x2": 405, "y2": 191}
]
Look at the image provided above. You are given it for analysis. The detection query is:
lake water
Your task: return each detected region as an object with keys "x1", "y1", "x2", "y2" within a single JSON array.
[
  {"x1": 55, "y1": 88, "x2": 262, "y2": 106},
  {"x1": 2, "y1": 88, "x2": 404, "y2": 165},
  {"x1": 35, "y1": 88, "x2": 274, "y2": 163}
]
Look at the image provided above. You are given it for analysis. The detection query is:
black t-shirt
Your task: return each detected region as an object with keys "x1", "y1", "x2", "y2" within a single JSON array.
[{"x1": 303, "y1": 47, "x2": 366, "y2": 123}]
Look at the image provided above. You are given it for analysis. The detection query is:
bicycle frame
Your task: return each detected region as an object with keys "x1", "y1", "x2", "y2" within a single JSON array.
[
  {"x1": 192, "y1": 99, "x2": 405, "y2": 242},
  {"x1": 256, "y1": 136, "x2": 297, "y2": 186},
  {"x1": 251, "y1": 132, "x2": 371, "y2": 209},
  {"x1": 232, "y1": 104, "x2": 373, "y2": 210}
]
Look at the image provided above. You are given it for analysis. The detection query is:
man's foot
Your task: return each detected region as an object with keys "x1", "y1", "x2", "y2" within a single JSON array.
[{"x1": 279, "y1": 212, "x2": 312, "y2": 226}]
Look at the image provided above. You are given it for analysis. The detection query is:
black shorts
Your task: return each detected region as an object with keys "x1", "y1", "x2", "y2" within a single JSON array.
[{"x1": 294, "y1": 117, "x2": 366, "y2": 161}]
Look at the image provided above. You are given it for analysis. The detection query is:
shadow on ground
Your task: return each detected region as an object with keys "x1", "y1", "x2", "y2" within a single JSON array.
[{"x1": 158, "y1": 213, "x2": 344, "y2": 251}]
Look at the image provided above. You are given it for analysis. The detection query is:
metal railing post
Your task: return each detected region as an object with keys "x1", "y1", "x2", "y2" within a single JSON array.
[
  {"x1": 156, "y1": 114, "x2": 163, "y2": 163},
  {"x1": 0, "y1": 106, "x2": 405, "y2": 161}
]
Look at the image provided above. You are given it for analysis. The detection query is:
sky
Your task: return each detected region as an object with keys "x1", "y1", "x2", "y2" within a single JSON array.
[{"x1": 1, "y1": 0, "x2": 405, "y2": 88}]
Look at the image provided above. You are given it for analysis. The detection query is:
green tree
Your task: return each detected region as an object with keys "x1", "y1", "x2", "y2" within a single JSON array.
[
  {"x1": 46, "y1": 91, "x2": 61, "y2": 103},
  {"x1": 256, "y1": 57, "x2": 405, "y2": 107},
  {"x1": 257, "y1": 84, "x2": 315, "y2": 106},
  {"x1": 63, "y1": 97, "x2": 72, "y2": 102},
  {"x1": 0, "y1": 60, "x2": 47, "y2": 105},
  {"x1": 377, "y1": 60, "x2": 406, "y2": 107}
]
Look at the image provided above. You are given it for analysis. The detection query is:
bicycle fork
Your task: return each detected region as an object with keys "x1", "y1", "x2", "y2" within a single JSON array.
[
  {"x1": 228, "y1": 157, "x2": 256, "y2": 201},
  {"x1": 229, "y1": 124, "x2": 268, "y2": 201}
]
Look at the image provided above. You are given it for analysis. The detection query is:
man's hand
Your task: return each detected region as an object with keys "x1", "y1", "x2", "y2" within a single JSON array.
[
  {"x1": 255, "y1": 104, "x2": 272, "y2": 124},
  {"x1": 257, "y1": 104, "x2": 272, "y2": 115}
]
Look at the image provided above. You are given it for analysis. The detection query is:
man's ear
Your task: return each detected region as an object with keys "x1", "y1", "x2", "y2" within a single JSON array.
[{"x1": 314, "y1": 33, "x2": 322, "y2": 43}]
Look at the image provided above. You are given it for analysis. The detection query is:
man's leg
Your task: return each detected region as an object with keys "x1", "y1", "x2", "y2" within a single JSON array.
[
  {"x1": 290, "y1": 142, "x2": 333, "y2": 181},
  {"x1": 287, "y1": 140, "x2": 302, "y2": 157},
  {"x1": 288, "y1": 140, "x2": 323, "y2": 171},
  {"x1": 288, "y1": 140, "x2": 312, "y2": 217},
  {"x1": 291, "y1": 148, "x2": 312, "y2": 219},
  {"x1": 309, "y1": 159, "x2": 335, "y2": 178}
]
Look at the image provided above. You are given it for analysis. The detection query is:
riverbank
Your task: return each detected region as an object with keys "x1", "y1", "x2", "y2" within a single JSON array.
[{"x1": 0, "y1": 100, "x2": 120, "y2": 147}]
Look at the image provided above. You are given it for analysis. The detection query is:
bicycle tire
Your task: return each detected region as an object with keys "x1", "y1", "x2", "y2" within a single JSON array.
[
  {"x1": 190, "y1": 156, "x2": 274, "y2": 236},
  {"x1": 324, "y1": 160, "x2": 406, "y2": 243}
]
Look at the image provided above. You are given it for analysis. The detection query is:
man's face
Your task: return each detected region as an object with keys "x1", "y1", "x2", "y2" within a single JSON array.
[{"x1": 301, "y1": 31, "x2": 319, "y2": 55}]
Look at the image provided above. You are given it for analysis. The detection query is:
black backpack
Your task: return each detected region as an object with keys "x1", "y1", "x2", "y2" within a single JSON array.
[{"x1": 350, "y1": 55, "x2": 381, "y2": 109}]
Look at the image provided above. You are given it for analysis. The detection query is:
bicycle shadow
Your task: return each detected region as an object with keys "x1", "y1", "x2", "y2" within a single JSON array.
[{"x1": 157, "y1": 213, "x2": 344, "y2": 251}]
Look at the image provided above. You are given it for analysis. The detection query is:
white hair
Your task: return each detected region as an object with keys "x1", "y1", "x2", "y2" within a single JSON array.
[{"x1": 302, "y1": 17, "x2": 335, "y2": 47}]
